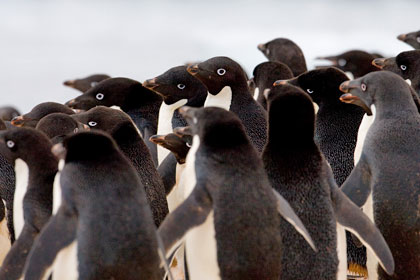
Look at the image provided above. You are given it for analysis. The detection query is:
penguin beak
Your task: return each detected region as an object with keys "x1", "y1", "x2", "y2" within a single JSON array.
[
  {"x1": 143, "y1": 78, "x2": 158, "y2": 90},
  {"x1": 51, "y1": 143, "x2": 67, "y2": 160},
  {"x1": 11, "y1": 116, "x2": 26, "y2": 127},
  {"x1": 273, "y1": 80, "x2": 289, "y2": 87},
  {"x1": 65, "y1": 99, "x2": 76, "y2": 107},
  {"x1": 339, "y1": 80, "x2": 357, "y2": 93},
  {"x1": 397, "y1": 33, "x2": 407, "y2": 42},
  {"x1": 257, "y1": 44, "x2": 266, "y2": 52},
  {"x1": 315, "y1": 56, "x2": 338, "y2": 66},
  {"x1": 247, "y1": 77, "x2": 255, "y2": 87},
  {"x1": 173, "y1": 126, "x2": 192, "y2": 137},
  {"x1": 339, "y1": 93, "x2": 372, "y2": 116},
  {"x1": 372, "y1": 58, "x2": 386, "y2": 69},
  {"x1": 63, "y1": 80, "x2": 76, "y2": 88},
  {"x1": 187, "y1": 64, "x2": 200, "y2": 75},
  {"x1": 149, "y1": 134, "x2": 166, "y2": 145}
]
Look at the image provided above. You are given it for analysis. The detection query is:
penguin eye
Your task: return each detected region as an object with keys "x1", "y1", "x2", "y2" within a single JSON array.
[
  {"x1": 88, "y1": 121, "x2": 97, "y2": 127},
  {"x1": 400, "y1": 65, "x2": 407, "y2": 71},
  {"x1": 6, "y1": 140, "x2": 15, "y2": 149},
  {"x1": 96, "y1": 93, "x2": 104, "y2": 100},
  {"x1": 361, "y1": 83, "x2": 367, "y2": 92},
  {"x1": 306, "y1": 89, "x2": 314, "y2": 94},
  {"x1": 177, "y1": 84, "x2": 186, "y2": 90},
  {"x1": 186, "y1": 142, "x2": 192, "y2": 148},
  {"x1": 338, "y1": 59, "x2": 347, "y2": 67},
  {"x1": 417, "y1": 37, "x2": 420, "y2": 43},
  {"x1": 90, "y1": 82, "x2": 98, "y2": 88},
  {"x1": 216, "y1": 68, "x2": 226, "y2": 76},
  {"x1": 73, "y1": 128, "x2": 79, "y2": 133}
]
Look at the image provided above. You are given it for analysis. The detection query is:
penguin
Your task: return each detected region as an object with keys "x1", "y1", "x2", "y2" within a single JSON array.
[
  {"x1": 372, "y1": 50, "x2": 420, "y2": 95},
  {"x1": 187, "y1": 56, "x2": 267, "y2": 152},
  {"x1": 257, "y1": 38, "x2": 307, "y2": 76},
  {"x1": 397, "y1": 30, "x2": 420, "y2": 49},
  {"x1": 0, "y1": 107, "x2": 20, "y2": 121},
  {"x1": 63, "y1": 74, "x2": 110, "y2": 93},
  {"x1": 65, "y1": 77, "x2": 162, "y2": 166},
  {"x1": 250, "y1": 61, "x2": 293, "y2": 109},
  {"x1": 263, "y1": 84, "x2": 394, "y2": 280},
  {"x1": 143, "y1": 65, "x2": 207, "y2": 165},
  {"x1": 158, "y1": 106, "x2": 316, "y2": 280},
  {"x1": 316, "y1": 50, "x2": 381, "y2": 78},
  {"x1": 71, "y1": 106, "x2": 168, "y2": 226},
  {"x1": 36, "y1": 113, "x2": 89, "y2": 144},
  {"x1": 11, "y1": 102, "x2": 74, "y2": 128},
  {"x1": 22, "y1": 131, "x2": 168, "y2": 280},
  {"x1": 339, "y1": 71, "x2": 420, "y2": 279},
  {"x1": 0, "y1": 128, "x2": 56, "y2": 280}
]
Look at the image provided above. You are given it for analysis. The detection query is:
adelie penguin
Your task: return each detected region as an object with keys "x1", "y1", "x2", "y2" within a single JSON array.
[
  {"x1": 316, "y1": 50, "x2": 381, "y2": 79},
  {"x1": 263, "y1": 84, "x2": 394, "y2": 280},
  {"x1": 63, "y1": 74, "x2": 110, "y2": 93},
  {"x1": 187, "y1": 56, "x2": 267, "y2": 152},
  {"x1": 340, "y1": 71, "x2": 420, "y2": 280},
  {"x1": 397, "y1": 30, "x2": 420, "y2": 49},
  {"x1": 71, "y1": 106, "x2": 168, "y2": 226},
  {"x1": 143, "y1": 65, "x2": 207, "y2": 165},
  {"x1": 0, "y1": 107, "x2": 20, "y2": 122},
  {"x1": 372, "y1": 50, "x2": 420, "y2": 95},
  {"x1": 0, "y1": 128, "x2": 57, "y2": 280},
  {"x1": 250, "y1": 61, "x2": 293, "y2": 109},
  {"x1": 65, "y1": 77, "x2": 162, "y2": 166},
  {"x1": 158, "y1": 106, "x2": 317, "y2": 280},
  {"x1": 257, "y1": 38, "x2": 307, "y2": 76},
  {"x1": 36, "y1": 113, "x2": 89, "y2": 144},
  {"x1": 22, "y1": 131, "x2": 170, "y2": 280},
  {"x1": 11, "y1": 102, "x2": 74, "y2": 128}
]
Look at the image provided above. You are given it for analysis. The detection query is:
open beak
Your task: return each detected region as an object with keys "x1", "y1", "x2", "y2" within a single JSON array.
[
  {"x1": 372, "y1": 58, "x2": 386, "y2": 69},
  {"x1": 339, "y1": 93, "x2": 372, "y2": 116}
]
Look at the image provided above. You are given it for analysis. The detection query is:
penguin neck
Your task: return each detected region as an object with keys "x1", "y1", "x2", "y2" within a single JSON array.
[{"x1": 374, "y1": 91, "x2": 419, "y2": 120}]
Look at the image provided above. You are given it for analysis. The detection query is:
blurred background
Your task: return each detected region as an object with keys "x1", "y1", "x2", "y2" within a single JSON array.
[{"x1": 0, "y1": 0, "x2": 418, "y2": 112}]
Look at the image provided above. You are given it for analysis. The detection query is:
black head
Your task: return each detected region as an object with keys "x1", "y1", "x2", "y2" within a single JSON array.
[
  {"x1": 397, "y1": 30, "x2": 420, "y2": 49},
  {"x1": 63, "y1": 74, "x2": 111, "y2": 93},
  {"x1": 316, "y1": 50, "x2": 379, "y2": 78},
  {"x1": 58, "y1": 131, "x2": 120, "y2": 163},
  {"x1": 266, "y1": 84, "x2": 315, "y2": 146},
  {"x1": 257, "y1": 38, "x2": 307, "y2": 76},
  {"x1": 11, "y1": 102, "x2": 74, "y2": 128},
  {"x1": 372, "y1": 50, "x2": 420, "y2": 82},
  {"x1": 274, "y1": 67, "x2": 349, "y2": 105},
  {"x1": 186, "y1": 56, "x2": 248, "y2": 94},
  {"x1": 149, "y1": 132, "x2": 191, "y2": 164},
  {"x1": 36, "y1": 113, "x2": 88, "y2": 142},
  {"x1": 339, "y1": 71, "x2": 413, "y2": 116},
  {"x1": 0, "y1": 106, "x2": 20, "y2": 121},
  {"x1": 252, "y1": 61, "x2": 293, "y2": 90},
  {"x1": 0, "y1": 127, "x2": 54, "y2": 165},
  {"x1": 179, "y1": 106, "x2": 249, "y2": 149},
  {"x1": 143, "y1": 65, "x2": 207, "y2": 105},
  {"x1": 65, "y1": 77, "x2": 161, "y2": 111}
]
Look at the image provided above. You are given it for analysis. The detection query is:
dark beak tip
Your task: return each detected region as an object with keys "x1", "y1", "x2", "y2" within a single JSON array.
[{"x1": 397, "y1": 34, "x2": 406, "y2": 41}]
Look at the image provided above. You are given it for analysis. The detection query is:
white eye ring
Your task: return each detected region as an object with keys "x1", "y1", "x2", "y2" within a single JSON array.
[
  {"x1": 88, "y1": 121, "x2": 97, "y2": 127},
  {"x1": 266, "y1": 49, "x2": 270, "y2": 55},
  {"x1": 6, "y1": 140, "x2": 14, "y2": 148},
  {"x1": 73, "y1": 128, "x2": 79, "y2": 133},
  {"x1": 186, "y1": 142, "x2": 192, "y2": 148},
  {"x1": 400, "y1": 65, "x2": 407, "y2": 71},
  {"x1": 306, "y1": 89, "x2": 313, "y2": 94},
  {"x1": 417, "y1": 37, "x2": 420, "y2": 43},
  {"x1": 361, "y1": 83, "x2": 367, "y2": 92},
  {"x1": 96, "y1": 93, "x2": 104, "y2": 100},
  {"x1": 217, "y1": 68, "x2": 226, "y2": 76},
  {"x1": 177, "y1": 84, "x2": 186, "y2": 90},
  {"x1": 338, "y1": 59, "x2": 347, "y2": 67},
  {"x1": 90, "y1": 82, "x2": 98, "y2": 87}
]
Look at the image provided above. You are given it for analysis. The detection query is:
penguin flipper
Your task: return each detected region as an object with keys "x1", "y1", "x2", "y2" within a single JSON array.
[
  {"x1": 272, "y1": 189, "x2": 317, "y2": 252},
  {"x1": 22, "y1": 207, "x2": 77, "y2": 280},
  {"x1": 0, "y1": 224, "x2": 37, "y2": 279},
  {"x1": 158, "y1": 185, "x2": 212, "y2": 258},
  {"x1": 331, "y1": 185, "x2": 395, "y2": 275},
  {"x1": 157, "y1": 154, "x2": 177, "y2": 195},
  {"x1": 339, "y1": 155, "x2": 372, "y2": 207}
]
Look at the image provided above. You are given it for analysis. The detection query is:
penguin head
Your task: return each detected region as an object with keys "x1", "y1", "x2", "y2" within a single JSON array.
[
  {"x1": 179, "y1": 106, "x2": 248, "y2": 148},
  {"x1": 63, "y1": 74, "x2": 110, "y2": 93},
  {"x1": 187, "y1": 56, "x2": 248, "y2": 94},
  {"x1": 36, "y1": 113, "x2": 88, "y2": 144},
  {"x1": 252, "y1": 62, "x2": 293, "y2": 90},
  {"x1": 11, "y1": 102, "x2": 74, "y2": 128},
  {"x1": 0, "y1": 106, "x2": 21, "y2": 122},
  {"x1": 397, "y1": 30, "x2": 420, "y2": 49},
  {"x1": 143, "y1": 66, "x2": 206, "y2": 105},
  {"x1": 372, "y1": 50, "x2": 420, "y2": 81},
  {"x1": 339, "y1": 71, "x2": 411, "y2": 115},
  {"x1": 149, "y1": 132, "x2": 191, "y2": 164},
  {"x1": 266, "y1": 84, "x2": 315, "y2": 143},
  {"x1": 65, "y1": 77, "x2": 160, "y2": 111},
  {"x1": 274, "y1": 67, "x2": 349, "y2": 105},
  {"x1": 0, "y1": 120, "x2": 6, "y2": 131},
  {"x1": 0, "y1": 127, "x2": 54, "y2": 165}
]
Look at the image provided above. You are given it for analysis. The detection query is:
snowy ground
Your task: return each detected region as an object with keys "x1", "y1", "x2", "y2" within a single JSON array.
[{"x1": 0, "y1": 0, "x2": 419, "y2": 113}]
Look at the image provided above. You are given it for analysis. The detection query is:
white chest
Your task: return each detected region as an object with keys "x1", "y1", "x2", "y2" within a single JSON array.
[
  {"x1": 354, "y1": 105, "x2": 376, "y2": 164},
  {"x1": 51, "y1": 241, "x2": 78, "y2": 280},
  {"x1": 204, "y1": 86, "x2": 232, "y2": 111},
  {"x1": 336, "y1": 223, "x2": 347, "y2": 280},
  {"x1": 253, "y1": 87, "x2": 259, "y2": 100},
  {"x1": 13, "y1": 158, "x2": 29, "y2": 238},
  {"x1": 167, "y1": 163, "x2": 186, "y2": 212},
  {"x1": 52, "y1": 159, "x2": 65, "y2": 215}
]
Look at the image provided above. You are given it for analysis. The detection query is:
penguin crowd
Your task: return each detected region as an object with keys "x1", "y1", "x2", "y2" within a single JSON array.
[{"x1": 0, "y1": 29, "x2": 418, "y2": 280}]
